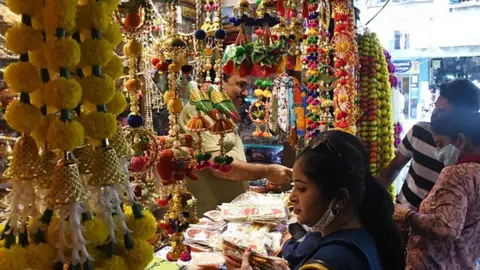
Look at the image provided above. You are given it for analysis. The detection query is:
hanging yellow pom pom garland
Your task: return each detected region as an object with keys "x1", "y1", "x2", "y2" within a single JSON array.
[
  {"x1": 1, "y1": 2, "x2": 45, "y2": 267},
  {"x1": 76, "y1": 0, "x2": 135, "y2": 262}
]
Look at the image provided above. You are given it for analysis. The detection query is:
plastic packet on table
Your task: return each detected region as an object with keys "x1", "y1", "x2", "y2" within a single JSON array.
[
  {"x1": 185, "y1": 227, "x2": 221, "y2": 245},
  {"x1": 189, "y1": 252, "x2": 225, "y2": 270},
  {"x1": 219, "y1": 203, "x2": 287, "y2": 221},
  {"x1": 230, "y1": 191, "x2": 286, "y2": 205},
  {"x1": 189, "y1": 217, "x2": 227, "y2": 231},
  {"x1": 203, "y1": 210, "x2": 224, "y2": 222}
]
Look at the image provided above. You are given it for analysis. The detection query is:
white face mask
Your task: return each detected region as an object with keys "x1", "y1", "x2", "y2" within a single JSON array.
[
  {"x1": 436, "y1": 144, "x2": 460, "y2": 166},
  {"x1": 310, "y1": 200, "x2": 338, "y2": 233}
]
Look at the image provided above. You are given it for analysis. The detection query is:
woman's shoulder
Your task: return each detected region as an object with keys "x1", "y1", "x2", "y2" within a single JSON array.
[{"x1": 309, "y1": 229, "x2": 382, "y2": 270}]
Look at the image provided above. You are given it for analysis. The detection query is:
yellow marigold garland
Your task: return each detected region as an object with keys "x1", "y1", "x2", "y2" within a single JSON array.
[
  {"x1": 5, "y1": 24, "x2": 43, "y2": 54},
  {"x1": 4, "y1": 61, "x2": 42, "y2": 93},
  {"x1": 103, "y1": 23, "x2": 123, "y2": 48},
  {"x1": 103, "y1": 55, "x2": 124, "y2": 80}
]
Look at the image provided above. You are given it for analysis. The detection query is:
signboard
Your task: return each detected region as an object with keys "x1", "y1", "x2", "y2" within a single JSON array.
[{"x1": 393, "y1": 60, "x2": 420, "y2": 74}]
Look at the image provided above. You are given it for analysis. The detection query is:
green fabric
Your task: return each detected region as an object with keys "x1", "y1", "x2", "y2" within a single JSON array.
[
  {"x1": 146, "y1": 257, "x2": 179, "y2": 270},
  {"x1": 178, "y1": 103, "x2": 249, "y2": 215}
]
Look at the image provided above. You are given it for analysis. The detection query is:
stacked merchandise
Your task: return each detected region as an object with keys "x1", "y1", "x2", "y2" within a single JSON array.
[
  {"x1": 176, "y1": 192, "x2": 289, "y2": 265},
  {"x1": 184, "y1": 218, "x2": 227, "y2": 251}
]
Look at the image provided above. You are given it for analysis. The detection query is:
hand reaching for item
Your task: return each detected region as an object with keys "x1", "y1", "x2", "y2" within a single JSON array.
[
  {"x1": 225, "y1": 249, "x2": 290, "y2": 270},
  {"x1": 393, "y1": 203, "x2": 412, "y2": 222},
  {"x1": 266, "y1": 164, "x2": 292, "y2": 185},
  {"x1": 224, "y1": 248, "x2": 252, "y2": 270}
]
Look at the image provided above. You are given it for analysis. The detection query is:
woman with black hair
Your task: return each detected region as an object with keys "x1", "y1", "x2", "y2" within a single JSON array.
[
  {"x1": 394, "y1": 109, "x2": 480, "y2": 270},
  {"x1": 227, "y1": 130, "x2": 405, "y2": 270}
]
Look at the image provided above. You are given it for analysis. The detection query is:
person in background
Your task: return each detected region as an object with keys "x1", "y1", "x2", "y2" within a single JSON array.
[
  {"x1": 178, "y1": 74, "x2": 292, "y2": 215},
  {"x1": 227, "y1": 131, "x2": 405, "y2": 270},
  {"x1": 394, "y1": 109, "x2": 480, "y2": 270},
  {"x1": 380, "y1": 78, "x2": 480, "y2": 210}
]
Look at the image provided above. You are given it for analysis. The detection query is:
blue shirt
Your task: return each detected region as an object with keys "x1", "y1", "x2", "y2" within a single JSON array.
[{"x1": 282, "y1": 228, "x2": 382, "y2": 270}]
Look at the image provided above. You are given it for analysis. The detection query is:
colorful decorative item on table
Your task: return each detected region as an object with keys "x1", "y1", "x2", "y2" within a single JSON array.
[
  {"x1": 358, "y1": 31, "x2": 395, "y2": 198},
  {"x1": 331, "y1": 0, "x2": 359, "y2": 134},
  {"x1": 249, "y1": 79, "x2": 273, "y2": 138}
]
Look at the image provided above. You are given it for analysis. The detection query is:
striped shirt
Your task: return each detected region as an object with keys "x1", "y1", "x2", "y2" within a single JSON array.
[{"x1": 396, "y1": 122, "x2": 445, "y2": 209}]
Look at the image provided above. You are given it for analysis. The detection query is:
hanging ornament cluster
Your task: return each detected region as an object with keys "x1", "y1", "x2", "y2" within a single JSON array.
[
  {"x1": 302, "y1": 0, "x2": 321, "y2": 138},
  {"x1": 271, "y1": 74, "x2": 306, "y2": 151},
  {"x1": 384, "y1": 49, "x2": 403, "y2": 148},
  {"x1": 249, "y1": 79, "x2": 273, "y2": 138},
  {"x1": 223, "y1": 0, "x2": 285, "y2": 77},
  {"x1": 274, "y1": 0, "x2": 303, "y2": 71},
  {"x1": 358, "y1": 32, "x2": 395, "y2": 183},
  {"x1": 332, "y1": 0, "x2": 359, "y2": 135},
  {"x1": 117, "y1": 0, "x2": 155, "y2": 37},
  {"x1": 153, "y1": 0, "x2": 199, "y2": 262},
  {"x1": 222, "y1": 0, "x2": 254, "y2": 77},
  {"x1": 194, "y1": 0, "x2": 226, "y2": 84},
  {"x1": 185, "y1": 80, "x2": 215, "y2": 170},
  {"x1": 191, "y1": 0, "x2": 237, "y2": 171}
]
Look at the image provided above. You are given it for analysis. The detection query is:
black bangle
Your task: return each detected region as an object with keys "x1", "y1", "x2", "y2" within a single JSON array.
[
  {"x1": 405, "y1": 210, "x2": 416, "y2": 229},
  {"x1": 404, "y1": 210, "x2": 415, "y2": 223}
]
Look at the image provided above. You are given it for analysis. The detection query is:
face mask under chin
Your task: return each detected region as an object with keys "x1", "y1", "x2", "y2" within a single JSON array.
[
  {"x1": 436, "y1": 144, "x2": 461, "y2": 166},
  {"x1": 309, "y1": 200, "x2": 338, "y2": 233}
]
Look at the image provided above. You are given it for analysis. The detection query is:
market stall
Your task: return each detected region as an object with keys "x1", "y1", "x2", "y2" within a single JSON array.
[{"x1": 0, "y1": 0, "x2": 401, "y2": 269}]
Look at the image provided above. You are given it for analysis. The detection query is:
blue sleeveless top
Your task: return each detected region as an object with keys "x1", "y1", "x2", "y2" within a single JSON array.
[{"x1": 282, "y1": 228, "x2": 382, "y2": 270}]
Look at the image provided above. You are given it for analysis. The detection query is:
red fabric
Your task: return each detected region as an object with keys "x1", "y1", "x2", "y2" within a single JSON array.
[{"x1": 456, "y1": 155, "x2": 480, "y2": 165}]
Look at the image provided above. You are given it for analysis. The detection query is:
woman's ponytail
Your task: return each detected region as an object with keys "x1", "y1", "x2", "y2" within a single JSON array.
[{"x1": 359, "y1": 173, "x2": 405, "y2": 270}]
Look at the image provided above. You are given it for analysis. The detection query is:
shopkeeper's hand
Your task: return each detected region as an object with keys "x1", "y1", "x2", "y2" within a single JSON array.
[
  {"x1": 266, "y1": 164, "x2": 292, "y2": 185},
  {"x1": 393, "y1": 203, "x2": 412, "y2": 222}
]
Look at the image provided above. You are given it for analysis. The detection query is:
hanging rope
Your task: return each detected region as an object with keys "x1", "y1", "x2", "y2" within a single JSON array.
[{"x1": 365, "y1": 0, "x2": 391, "y2": 26}]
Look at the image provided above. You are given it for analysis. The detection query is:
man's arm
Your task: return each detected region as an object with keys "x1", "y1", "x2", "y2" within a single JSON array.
[
  {"x1": 379, "y1": 153, "x2": 410, "y2": 188},
  {"x1": 208, "y1": 153, "x2": 268, "y2": 181},
  {"x1": 379, "y1": 125, "x2": 415, "y2": 188},
  {"x1": 207, "y1": 151, "x2": 291, "y2": 184}
]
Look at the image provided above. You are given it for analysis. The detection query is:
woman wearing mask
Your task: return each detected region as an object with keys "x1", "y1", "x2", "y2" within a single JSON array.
[
  {"x1": 394, "y1": 109, "x2": 480, "y2": 270},
  {"x1": 227, "y1": 131, "x2": 405, "y2": 270}
]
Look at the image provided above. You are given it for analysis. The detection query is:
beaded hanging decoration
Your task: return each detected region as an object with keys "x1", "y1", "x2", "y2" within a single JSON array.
[
  {"x1": 154, "y1": 0, "x2": 199, "y2": 262},
  {"x1": 316, "y1": 0, "x2": 335, "y2": 131},
  {"x1": 223, "y1": 0, "x2": 255, "y2": 77},
  {"x1": 249, "y1": 79, "x2": 273, "y2": 138},
  {"x1": 303, "y1": 0, "x2": 321, "y2": 139},
  {"x1": 271, "y1": 74, "x2": 290, "y2": 134},
  {"x1": 332, "y1": 0, "x2": 358, "y2": 134},
  {"x1": 193, "y1": 0, "x2": 237, "y2": 171},
  {"x1": 277, "y1": 0, "x2": 303, "y2": 71}
]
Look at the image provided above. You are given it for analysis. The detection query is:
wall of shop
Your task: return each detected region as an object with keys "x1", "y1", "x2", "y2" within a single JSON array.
[{"x1": 392, "y1": 58, "x2": 431, "y2": 121}]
